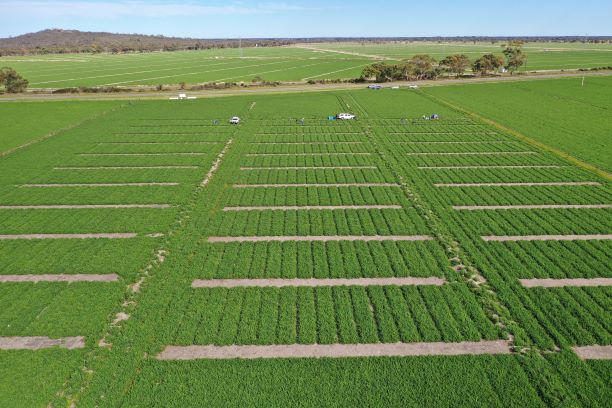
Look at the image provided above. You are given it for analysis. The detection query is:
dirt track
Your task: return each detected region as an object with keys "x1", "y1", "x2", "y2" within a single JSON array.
[
  {"x1": 191, "y1": 276, "x2": 445, "y2": 288},
  {"x1": 222, "y1": 205, "x2": 402, "y2": 211},
  {"x1": 208, "y1": 235, "x2": 433, "y2": 243},
  {"x1": 0, "y1": 233, "x2": 137, "y2": 240},
  {"x1": 572, "y1": 345, "x2": 612, "y2": 360},
  {"x1": 2, "y1": 71, "x2": 610, "y2": 102},
  {"x1": 435, "y1": 182, "x2": 600, "y2": 187},
  {"x1": 453, "y1": 204, "x2": 612, "y2": 211},
  {"x1": 482, "y1": 234, "x2": 612, "y2": 242},
  {"x1": 519, "y1": 278, "x2": 612, "y2": 287},
  {"x1": 0, "y1": 274, "x2": 119, "y2": 282},
  {"x1": 0, "y1": 336, "x2": 85, "y2": 350},
  {"x1": 233, "y1": 183, "x2": 399, "y2": 188},
  {"x1": 157, "y1": 340, "x2": 512, "y2": 360}
]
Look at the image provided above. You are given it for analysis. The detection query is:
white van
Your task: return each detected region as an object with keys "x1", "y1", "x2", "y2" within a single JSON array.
[
  {"x1": 336, "y1": 113, "x2": 356, "y2": 120},
  {"x1": 229, "y1": 116, "x2": 241, "y2": 124}
]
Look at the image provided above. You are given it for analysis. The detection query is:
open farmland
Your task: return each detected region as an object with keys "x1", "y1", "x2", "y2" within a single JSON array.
[
  {"x1": 0, "y1": 86, "x2": 610, "y2": 407},
  {"x1": 1, "y1": 41, "x2": 611, "y2": 89}
]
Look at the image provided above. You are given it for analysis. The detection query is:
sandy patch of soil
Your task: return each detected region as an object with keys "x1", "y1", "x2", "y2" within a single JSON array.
[
  {"x1": 0, "y1": 274, "x2": 118, "y2": 282},
  {"x1": 519, "y1": 278, "x2": 612, "y2": 287},
  {"x1": 0, "y1": 336, "x2": 85, "y2": 350},
  {"x1": 208, "y1": 235, "x2": 433, "y2": 243}
]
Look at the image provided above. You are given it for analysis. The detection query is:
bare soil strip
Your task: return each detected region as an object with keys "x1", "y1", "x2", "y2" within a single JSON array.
[
  {"x1": 222, "y1": 205, "x2": 402, "y2": 211},
  {"x1": 240, "y1": 166, "x2": 377, "y2": 170},
  {"x1": 0, "y1": 336, "x2": 85, "y2": 350},
  {"x1": 233, "y1": 183, "x2": 399, "y2": 188},
  {"x1": 519, "y1": 278, "x2": 612, "y2": 288},
  {"x1": 482, "y1": 234, "x2": 612, "y2": 242},
  {"x1": 249, "y1": 142, "x2": 363, "y2": 145},
  {"x1": 0, "y1": 233, "x2": 137, "y2": 240},
  {"x1": 208, "y1": 235, "x2": 432, "y2": 243},
  {"x1": 407, "y1": 151, "x2": 536, "y2": 156},
  {"x1": 419, "y1": 165, "x2": 566, "y2": 170},
  {"x1": 54, "y1": 166, "x2": 197, "y2": 170},
  {"x1": 435, "y1": 182, "x2": 600, "y2": 187},
  {"x1": 0, "y1": 204, "x2": 171, "y2": 210},
  {"x1": 157, "y1": 340, "x2": 511, "y2": 360},
  {"x1": 453, "y1": 204, "x2": 612, "y2": 211},
  {"x1": 192, "y1": 276, "x2": 445, "y2": 288},
  {"x1": 397, "y1": 141, "x2": 509, "y2": 144},
  {"x1": 573, "y1": 345, "x2": 612, "y2": 360},
  {"x1": 78, "y1": 152, "x2": 208, "y2": 156},
  {"x1": 0, "y1": 274, "x2": 119, "y2": 282},
  {"x1": 21, "y1": 183, "x2": 179, "y2": 187},
  {"x1": 245, "y1": 153, "x2": 371, "y2": 157},
  {"x1": 98, "y1": 142, "x2": 219, "y2": 145}
]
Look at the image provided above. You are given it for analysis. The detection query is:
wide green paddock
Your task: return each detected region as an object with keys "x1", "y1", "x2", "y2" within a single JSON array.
[
  {"x1": 1, "y1": 41, "x2": 611, "y2": 89},
  {"x1": 0, "y1": 77, "x2": 610, "y2": 407}
]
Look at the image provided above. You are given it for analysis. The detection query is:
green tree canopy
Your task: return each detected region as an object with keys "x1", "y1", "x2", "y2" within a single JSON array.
[
  {"x1": 0, "y1": 67, "x2": 29, "y2": 93},
  {"x1": 502, "y1": 42, "x2": 528, "y2": 74},
  {"x1": 439, "y1": 54, "x2": 471, "y2": 77},
  {"x1": 472, "y1": 54, "x2": 504, "y2": 76}
]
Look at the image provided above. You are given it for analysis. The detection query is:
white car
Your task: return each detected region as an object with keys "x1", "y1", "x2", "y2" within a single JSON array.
[
  {"x1": 336, "y1": 113, "x2": 356, "y2": 120},
  {"x1": 229, "y1": 116, "x2": 240, "y2": 124}
]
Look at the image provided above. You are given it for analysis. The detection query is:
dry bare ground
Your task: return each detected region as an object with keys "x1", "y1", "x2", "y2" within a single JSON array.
[
  {"x1": 482, "y1": 234, "x2": 612, "y2": 242},
  {"x1": 157, "y1": 340, "x2": 512, "y2": 360},
  {"x1": 208, "y1": 235, "x2": 433, "y2": 243},
  {"x1": 191, "y1": 277, "x2": 446, "y2": 288},
  {"x1": 0, "y1": 274, "x2": 119, "y2": 282},
  {"x1": 572, "y1": 345, "x2": 612, "y2": 360},
  {"x1": 519, "y1": 278, "x2": 612, "y2": 287},
  {"x1": 0, "y1": 336, "x2": 85, "y2": 350}
]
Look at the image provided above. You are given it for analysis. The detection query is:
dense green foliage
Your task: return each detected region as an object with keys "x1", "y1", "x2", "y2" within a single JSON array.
[
  {"x1": 425, "y1": 76, "x2": 612, "y2": 172},
  {"x1": 0, "y1": 88, "x2": 609, "y2": 406}
]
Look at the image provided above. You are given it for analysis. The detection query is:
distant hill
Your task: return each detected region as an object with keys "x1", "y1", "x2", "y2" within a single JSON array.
[
  {"x1": 0, "y1": 29, "x2": 290, "y2": 55},
  {"x1": 1, "y1": 29, "x2": 610, "y2": 56}
]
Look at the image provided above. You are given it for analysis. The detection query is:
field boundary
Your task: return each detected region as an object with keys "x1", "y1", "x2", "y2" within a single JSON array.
[{"x1": 191, "y1": 276, "x2": 445, "y2": 288}]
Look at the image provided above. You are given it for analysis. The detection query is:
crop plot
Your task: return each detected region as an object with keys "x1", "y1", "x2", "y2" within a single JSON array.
[{"x1": 1, "y1": 86, "x2": 610, "y2": 406}]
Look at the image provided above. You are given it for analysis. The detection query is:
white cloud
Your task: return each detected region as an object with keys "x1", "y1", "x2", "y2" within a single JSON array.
[{"x1": 2, "y1": 1, "x2": 312, "y2": 18}]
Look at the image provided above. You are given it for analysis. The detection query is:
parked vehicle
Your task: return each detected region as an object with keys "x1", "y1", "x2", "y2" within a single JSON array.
[
  {"x1": 368, "y1": 84, "x2": 382, "y2": 89},
  {"x1": 229, "y1": 116, "x2": 241, "y2": 124},
  {"x1": 336, "y1": 113, "x2": 356, "y2": 120}
]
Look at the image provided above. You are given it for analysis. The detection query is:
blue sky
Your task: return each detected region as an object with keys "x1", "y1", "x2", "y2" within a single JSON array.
[{"x1": 1, "y1": 0, "x2": 611, "y2": 38}]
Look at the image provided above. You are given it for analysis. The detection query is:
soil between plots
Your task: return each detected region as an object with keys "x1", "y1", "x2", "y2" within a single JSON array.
[
  {"x1": 482, "y1": 234, "x2": 612, "y2": 242},
  {"x1": 21, "y1": 183, "x2": 179, "y2": 187},
  {"x1": 0, "y1": 274, "x2": 119, "y2": 282},
  {"x1": 208, "y1": 235, "x2": 433, "y2": 243},
  {"x1": 245, "y1": 153, "x2": 371, "y2": 156},
  {"x1": 157, "y1": 340, "x2": 512, "y2": 360},
  {"x1": 0, "y1": 233, "x2": 137, "y2": 240},
  {"x1": 572, "y1": 345, "x2": 612, "y2": 360},
  {"x1": 453, "y1": 204, "x2": 612, "y2": 210},
  {"x1": 407, "y1": 151, "x2": 536, "y2": 156},
  {"x1": 240, "y1": 166, "x2": 378, "y2": 170},
  {"x1": 233, "y1": 183, "x2": 400, "y2": 188},
  {"x1": 519, "y1": 278, "x2": 612, "y2": 287},
  {"x1": 435, "y1": 182, "x2": 600, "y2": 187},
  {"x1": 0, "y1": 336, "x2": 85, "y2": 350},
  {"x1": 192, "y1": 276, "x2": 445, "y2": 288},
  {"x1": 0, "y1": 204, "x2": 171, "y2": 209},
  {"x1": 222, "y1": 205, "x2": 402, "y2": 211},
  {"x1": 419, "y1": 165, "x2": 565, "y2": 169}
]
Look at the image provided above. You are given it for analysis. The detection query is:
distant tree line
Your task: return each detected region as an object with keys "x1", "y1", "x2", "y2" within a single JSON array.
[{"x1": 360, "y1": 42, "x2": 528, "y2": 82}]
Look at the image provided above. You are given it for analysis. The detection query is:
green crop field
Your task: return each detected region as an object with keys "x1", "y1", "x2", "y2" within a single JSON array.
[
  {"x1": 1, "y1": 41, "x2": 611, "y2": 89},
  {"x1": 0, "y1": 79, "x2": 610, "y2": 407}
]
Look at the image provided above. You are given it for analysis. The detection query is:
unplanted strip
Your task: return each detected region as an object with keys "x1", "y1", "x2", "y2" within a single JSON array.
[
  {"x1": 21, "y1": 183, "x2": 179, "y2": 187},
  {"x1": 407, "y1": 151, "x2": 536, "y2": 156},
  {"x1": 0, "y1": 274, "x2": 119, "y2": 282},
  {"x1": 419, "y1": 165, "x2": 565, "y2": 170},
  {"x1": 192, "y1": 276, "x2": 445, "y2": 288},
  {"x1": 250, "y1": 142, "x2": 363, "y2": 145},
  {"x1": 222, "y1": 205, "x2": 402, "y2": 211},
  {"x1": 0, "y1": 204, "x2": 171, "y2": 210},
  {"x1": 240, "y1": 166, "x2": 377, "y2": 170},
  {"x1": 98, "y1": 142, "x2": 219, "y2": 145},
  {"x1": 208, "y1": 235, "x2": 432, "y2": 243},
  {"x1": 54, "y1": 166, "x2": 198, "y2": 170},
  {"x1": 0, "y1": 336, "x2": 85, "y2": 350},
  {"x1": 573, "y1": 345, "x2": 612, "y2": 360},
  {"x1": 519, "y1": 278, "x2": 612, "y2": 288},
  {"x1": 233, "y1": 183, "x2": 399, "y2": 188},
  {"x1": 435, "y1": 182, "x2": 600, "y2": 187},
  {"x1": 157, "y1": 340, "x2": 511, "y2": 360},
  {"x1": 78, "y1": 152, "x2": 208, "y2": 156},
  {"x1": 0, "y1": 233, "x2": 137, "y2": 240},
  {"x1": 482, "y1": 234, "x2": 612, "y2": 242},
  {"x1": 453, "y1": 204, "x2": 612, "y2": 211},
  {"x1": 246, "y1": 153, "x2": 371, "y2": 157},
  {"x1": 397, "y1": 141, "x2": 509, "y2": 144}
]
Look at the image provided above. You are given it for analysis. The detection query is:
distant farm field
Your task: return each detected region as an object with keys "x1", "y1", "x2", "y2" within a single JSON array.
[
  {"x1": 0, "y1": 83, "x2": 610, "y2": 406},
  {"x1": 1, "y1": 41, "x2": 611, "y2": 89}
]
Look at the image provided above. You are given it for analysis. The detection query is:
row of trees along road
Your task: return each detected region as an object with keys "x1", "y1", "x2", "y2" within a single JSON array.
[
  {"x1": 361, "y1": 41, "x2": 528, "y2": 82},
  {"x1": 0, "y1": 68, "x2": 29, "y2": 93}
]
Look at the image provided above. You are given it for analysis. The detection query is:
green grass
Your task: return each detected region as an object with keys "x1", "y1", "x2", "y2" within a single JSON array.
[
  {"x1": 423, "y1": 75, "x2": 612, "y2": 172},
  {"x1": 0, "y1": 101, "x2": 122, "y2": 154},
  {"x1": 0, "y1": 88, "x2": 610, "y2": 407}
]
